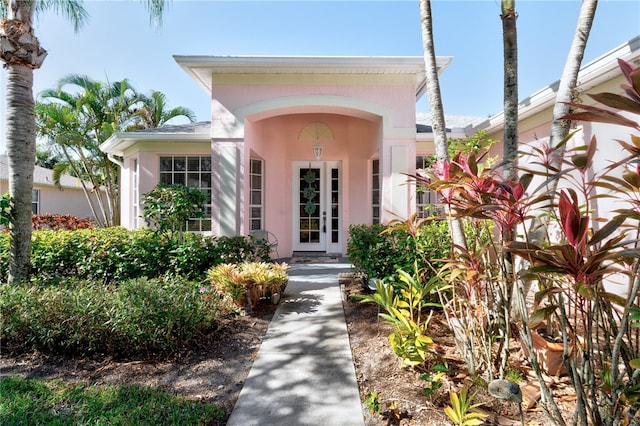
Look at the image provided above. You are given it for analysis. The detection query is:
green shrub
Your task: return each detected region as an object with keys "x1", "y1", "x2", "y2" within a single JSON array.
[
  {"x1": 142, "y1": 183, "x2": 206, "y2": 243},
  {"x1": 0, "y1": 228, "x2": 271, "y2": 284},
  {"x1": 347, "y1": 219, "x2": 451, "y2": 282},
  {"x1": 0, "y1": 276, "x2": 232, "y2": 356}
]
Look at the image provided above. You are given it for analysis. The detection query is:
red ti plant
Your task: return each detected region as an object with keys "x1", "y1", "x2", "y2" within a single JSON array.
[
  {"x1": 421, "y1": 151, "x2": 534, "y2": 380},
  {"x1": 505, "y1": 58, "x2": 640, "y2": 426}
]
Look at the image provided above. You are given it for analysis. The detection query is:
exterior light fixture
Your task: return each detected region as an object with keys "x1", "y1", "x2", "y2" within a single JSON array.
[{"x1": 313, "y1": 141, "x2": 323, "y2": 161}]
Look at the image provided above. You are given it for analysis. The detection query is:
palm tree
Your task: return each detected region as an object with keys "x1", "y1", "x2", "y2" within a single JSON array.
[
  {"x1": 418, "y1": 0, "x2": 447, "y2": 162},
  {"x1": 131, "y1": 90, "x2": 196, "y2": 129},
  {"x1": 36, "y1": 75, "x2": 195, "y2": 227},
  {"x1": 418, "y1": 0, "x2": 467, "y2": 250},
  {"x1": 35, "y1": 76, "x2": 130, "y2": 227},
  {"x1": 0, "y1": 0, "x2": 167, "y2": 283}
]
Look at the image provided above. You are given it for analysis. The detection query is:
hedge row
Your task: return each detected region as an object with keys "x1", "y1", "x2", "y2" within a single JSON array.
[{"x1": 0, "y1": 228, "x2": 270, "y2": 284}]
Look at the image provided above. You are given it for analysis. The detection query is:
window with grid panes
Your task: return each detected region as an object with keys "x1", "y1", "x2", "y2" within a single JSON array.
[
  {"x1": 249, "y1": 158, "x2": 264, "y2": 231},
  {"x1": 415, "y1": 155, "x2": 442, "y2": 217},
  {"x1": 159, "y1": 156, "x2": 212, "y2": 232},
  {"x1": 372, "y1": 159, "x2": 380, "y2": 224},
  {"x1": 132, "y1": 159, "x2": 139, "y2": 228}
]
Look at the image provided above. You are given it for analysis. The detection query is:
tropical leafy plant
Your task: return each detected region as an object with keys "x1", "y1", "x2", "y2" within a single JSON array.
[
  {"x1": 363, "y1": 391, "x2": 382, "y2": 415},
  {"x1": 502, "y1": 58, "x2": 640, "y2": 426},
  {"x1": 443, "y1": 387, "x2": 487, "y2": 426},
  {"x1": 420, "y1": 151, "x2": 533, "y2": 379},
  {"x1": 421, "y1": 363, "x2": 448, "y2": 396},
  {"x1": 207, "y1": 262, "x2": 290, "y2": 309},
  {"x1": 359, "y1": 267, "x2": 440, "y2": 367}
]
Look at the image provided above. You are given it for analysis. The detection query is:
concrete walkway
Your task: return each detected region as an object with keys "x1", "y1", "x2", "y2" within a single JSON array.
[{"x1": 227, "y1": 262, "x2": 365, "y2": 426}]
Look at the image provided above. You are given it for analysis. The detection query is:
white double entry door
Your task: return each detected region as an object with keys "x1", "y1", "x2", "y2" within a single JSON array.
[{"x1": 292, "y1": 161, "x2": 341, "y2": 254}]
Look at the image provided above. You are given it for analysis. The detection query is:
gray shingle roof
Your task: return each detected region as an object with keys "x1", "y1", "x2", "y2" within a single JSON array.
[{"x1": 0, "y1": 155, "x2": 86, "y2": 189}]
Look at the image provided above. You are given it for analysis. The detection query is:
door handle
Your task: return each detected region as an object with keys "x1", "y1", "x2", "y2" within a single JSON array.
[{"x1": 322, "y1": 211, "x2": 327, "y2": 233}]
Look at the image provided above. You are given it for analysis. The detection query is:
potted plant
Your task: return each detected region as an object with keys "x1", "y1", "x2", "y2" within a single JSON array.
[
  {"x1": 208, "y1": 262, "x2": 290, "y2": 309},
  {"x1": 520, "y1": 321, "x2": 569, "y2": 377},
  {"x1": 207, "y1": 263, "x2": 247, "y2": 307}
]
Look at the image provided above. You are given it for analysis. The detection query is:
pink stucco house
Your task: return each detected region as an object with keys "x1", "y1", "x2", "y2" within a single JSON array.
[
  {"x1": 100, "y1": 36, "x2": 640, "y2": 260},
  {"x1": 100, "y1": 55, "x2": 460, "y2": 258}
]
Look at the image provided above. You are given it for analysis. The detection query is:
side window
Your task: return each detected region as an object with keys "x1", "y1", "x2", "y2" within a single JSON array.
[
  {"x1": 249, "y1": 158, "x2": 264, "y2": 231},
  {"x1": 132, "y1": 158, "x2": 139, "y2": 228},
  {"x1": 415, "y1": 155, "x2": 441, "y2": 217},
  {"x1": 372, "y1": 159, "x2": 380, "y2": 224},
  {"x1": 32, "y1": 189, "x2": 40, "y2": 215}
]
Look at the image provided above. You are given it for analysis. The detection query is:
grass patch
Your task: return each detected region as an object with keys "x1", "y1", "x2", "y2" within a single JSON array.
[{"x1": 0, "y1": 376, "x2": 224, "y2": 425}]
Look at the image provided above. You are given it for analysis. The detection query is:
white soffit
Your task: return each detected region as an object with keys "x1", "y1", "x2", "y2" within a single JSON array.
[{"x1": 173, "y1": 55, "x2": 453, "y2": 98}]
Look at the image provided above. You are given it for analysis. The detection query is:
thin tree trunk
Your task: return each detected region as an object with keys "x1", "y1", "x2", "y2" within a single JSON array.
[
  {"x1": 60, "y1": 146, "x2": 106, "y2": 227},
  {"x1": 501, "y1": 0, "x2": 518, "y2": 182},
  {"x1": 548, "y1": 0, "x2": 598, "y2": 166},
  {"x1": 6, "y1": 64, "x2": 37, "y2": 282},
  {"x1": 497, "y1": 0, "x2": 520, "y2": 380},
  {"x1": 419, "y1": 0, "x2": 466, "y2": 249}
]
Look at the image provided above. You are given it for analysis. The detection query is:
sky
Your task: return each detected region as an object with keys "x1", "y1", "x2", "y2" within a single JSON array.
[{"x1": 1, "y1": 0, "x2": 639, "y2": 153}]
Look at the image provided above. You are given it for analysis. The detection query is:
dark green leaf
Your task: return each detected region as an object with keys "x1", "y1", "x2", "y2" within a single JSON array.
[
  {"x1": 588, "y1": 215, "x2": 627, "y2": 246},
  {"x1": 529, "y1": 305, "x2": 558, "y2": 327}
]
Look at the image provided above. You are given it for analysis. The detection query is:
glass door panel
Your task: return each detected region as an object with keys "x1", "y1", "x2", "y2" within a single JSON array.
[{"x1": 298, "y1": 168, "x2": 321, "y2": 244}]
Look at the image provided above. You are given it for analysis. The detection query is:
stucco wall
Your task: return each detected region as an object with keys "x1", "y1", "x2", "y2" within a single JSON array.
[
  {"x1": 35, "y1": 185, "x2": 96, "y2": 219},
  {"x1": 244, "y1": 113, "x2": 381, "y2": 255}
]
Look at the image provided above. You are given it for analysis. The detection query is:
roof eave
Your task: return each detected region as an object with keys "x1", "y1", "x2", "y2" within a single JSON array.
[
  {"x1": 174, "y1": 54, "x2": 453, "y2": 100},
  {"x1": 100, "y1": 132, "x2": 211, "y2": 157},
  {"x1": 474, "y1": 36, "x2": 640, "y2": 134}
]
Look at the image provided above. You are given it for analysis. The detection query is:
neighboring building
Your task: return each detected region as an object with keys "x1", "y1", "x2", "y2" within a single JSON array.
[{"x1": 0, "y1": 155, "x2": 97, "y2": 220}]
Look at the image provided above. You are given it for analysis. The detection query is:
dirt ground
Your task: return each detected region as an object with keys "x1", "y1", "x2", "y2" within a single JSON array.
[{"x1": 0, "y1": 278, "x2": 576, "y2": 425}]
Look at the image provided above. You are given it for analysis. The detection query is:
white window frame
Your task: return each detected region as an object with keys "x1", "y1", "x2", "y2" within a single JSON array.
[
  {"x1": 159, "y1": 155, "x2": 212, "y2": 232},
  {"x1": 132, "y1": 158, "x2": 139, "y2": 228},
  {"x1": 249, "y1": 158, "x2": 264, "y2": 231},
  {"x1": 32, "y1": 189, "x2": 40, "y2": 215},
  {"x1": 371, "y1": 159, "x2": 380, "y2": 224},
  {"x1": 415, "y1": 155, "x2": 442, "y2": 218}
]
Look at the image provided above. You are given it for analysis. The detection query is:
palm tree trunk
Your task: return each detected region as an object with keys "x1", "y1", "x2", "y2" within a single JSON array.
[
  {"x1": 5, "y1": 64, "x2": 37, "y2": 282},
  {"x1": 1, "y1": 0, "x2": 47, "y2": 283},
  {"x1": 548, "y1": 0, "x2": 598, "y2": 166},
  {"x1": 419, "y1": 0, "x2": 466, "y2": 249},
  {"x1": 501, "y1": 0, "x2": 518, "y2": 182},
  {"x1": 497, "y1": 0, "x2": 520, "y2": 380}
]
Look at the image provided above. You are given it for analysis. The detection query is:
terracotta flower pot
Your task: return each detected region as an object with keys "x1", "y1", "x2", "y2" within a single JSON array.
[
  {"x1": 521, "y1": 326, "x2": 568, "y2": 376},
  {"x1": 249, "y1": 285, "x2": 263, "y2": 309},
  {"x1": 234, "y1": 293, "x2": 247, "y2": 308}
]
